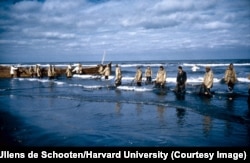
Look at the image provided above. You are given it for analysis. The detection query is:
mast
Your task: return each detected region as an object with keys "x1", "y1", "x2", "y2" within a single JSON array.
[{"x1": 101, "y1": 50, "x2": 106, "y2": 64}]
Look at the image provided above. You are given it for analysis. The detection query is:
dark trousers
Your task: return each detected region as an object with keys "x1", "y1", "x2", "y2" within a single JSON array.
[
  {"x1": 115, "y1": 81, "x2": 121, "y2": 87},
  {"x1": 176, "y1": 83, "x2": 185, "y2": 93},
  {"x1": 137, "y1": 82, "x2": 142, "y2": 86},
  {"x1": 200, "y1": 84, "x2": 211, "y2": 95},
  {"x1": 228, "y1": 80, "x2": 234, "y2": 91},
  {"x1": 146, "y1": 77, "x2": 152, "y2": 83},
  {"x1": 155, "y1": 83, "x2": 165, "y2": 89}
]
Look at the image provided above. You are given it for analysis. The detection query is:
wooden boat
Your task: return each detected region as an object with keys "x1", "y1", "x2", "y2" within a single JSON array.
[{"x1": 0, "y1": 62, "x2": 112, "y2": 78}]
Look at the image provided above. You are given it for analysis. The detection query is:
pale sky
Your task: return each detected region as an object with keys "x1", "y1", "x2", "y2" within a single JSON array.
[{"x1": 0, "y1": 0, "x2": 249, "y2": 63}]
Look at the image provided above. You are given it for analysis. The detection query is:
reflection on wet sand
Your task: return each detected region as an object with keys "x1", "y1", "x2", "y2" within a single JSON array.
[
  {"x1": 203, "y1": 115, "x2": 212, "y2": 137},
  {"x1": 156, "y1": 105, "x2": 165, "y2": 123},
  {"x1": 115, "y1": 102, "x2": 122, "y2": 114},
  {"x1": 176, "y1": 108, "x2": 186, "y2": 127}
]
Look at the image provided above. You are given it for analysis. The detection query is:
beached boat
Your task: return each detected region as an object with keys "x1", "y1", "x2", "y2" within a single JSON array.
[{"x1": 0, "y1": 62, "x2": 112, "y2": 78}]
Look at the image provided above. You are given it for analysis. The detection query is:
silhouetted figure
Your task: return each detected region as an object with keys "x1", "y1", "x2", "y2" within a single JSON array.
[{"x1": 175, "y1": 66, "x2": 187, "y2": 94}]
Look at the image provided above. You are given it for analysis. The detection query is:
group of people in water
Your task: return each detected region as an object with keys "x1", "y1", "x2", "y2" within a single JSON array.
[
  {"x1": 125, "y1": 63, "x2": 240, "y2": 98},
  {"x1": 133, "y1": 65, "x2": 167, "y2": 88},
  {"x1": 29, "y1": 64, "x2": 56, "y2": 79},
  {"x1": 9, "y1": 62, "x2": 250, "y2": 107},
  {"x1": 65, "y1": 63, "x2": 84, "y2": 78},
  {"x1": 9, "y1": 63, "x2": 246, "y2": 97},
  {"x1": 10, "y1": 64, "x2": 45, "y2": 78},
  {"x1": 110, "y1": 63, "x2": 239, "y2": 98}
]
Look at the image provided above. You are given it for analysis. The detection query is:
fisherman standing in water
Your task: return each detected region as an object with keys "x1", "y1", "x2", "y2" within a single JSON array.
[
  {"x1": 10, "y1": 65, "x2": 18, "y2": 78},
  {"x1": 34, "y1": 64, "x2": 42, "y2": 78},
  {"x1": 98, "y1": 64, "x2": 104, "y2": 75},
  {"x1": 200, "y1": 66, "x2": 214, "y2": 96},
  {"x1": 102, "y1": 64, "x2": 111, "y2": 80},
  {"x1": 155, "y1": 66, "x2": 167, "y2": 89},
  {"x1": 48, "y1": 64, "x2": 54, "y2": 80},
  {"x1": 37, "y1": 65, "x2": 42, "y2": 78},
  {"x1": 134, "y1": 66, "x2": 142, "y2": 86},
  {"x1": 52, "y1": 65, "x2": 56, "y2": 78},
  {"x1": 66, "y1": 65, "x2": 73, "y2": 78},
  {"x1": 29, "y1": 66, "x2": 35, "y2": 78},
  {"x1": 224, "y1": 63, "x2": 237, "y2": 92},
  {"x1": 115, "y1": 64, "x2": 122, "y2": 87},
  {"x1": 72, "y1": 63, "x2": 83, "y2": 74},
  {"x1": 175, "y1": 66, "x2": 187, "y2": 94},
  {"x1": 145, "y1": 66, "x2": 153, "y2": 85}
]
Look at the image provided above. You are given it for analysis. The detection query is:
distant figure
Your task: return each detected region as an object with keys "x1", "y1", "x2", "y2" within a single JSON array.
[
  {"x1": 36, "y1": 65, "x2": 42, "y2": 78},
  {"x1": 10, "y1": 65, "x2": 18, "y2": 78},
  {"x1": 115, "y1": 64, "x2": 122, "y2": 87},
  {"x1": 34, "y1": 65, "x2": 38, "y2": 77},
  {"x1": 155, "y1": 66, "x2": 167, "y2": 89},
  {"x1": 145, "y1": 66, "x2": 153, "y2": 84},
  {"x1": 200, "y1": 66, "x2": 214, "y2": 96},
  {"x1": 29, "y1": 66, "x2": 35, "y2": 78},
  {"x1": 224, "y1": 63, "x2": 237, "y2": 92},
  {"x1": 48, "y1": 65, "x2": 54, "y2": 79},
  {"x1": 72, "y1": 63, "x2": 83, "y2": 74},
  {"x1": 52, "y1": 65, "x2": 56, "y2": 78},
  {"x1": 98, "y1": 64, "x2": 104, "y2": 75},
  {"x1": 66, "y1": 65, "x2": 73, "y2": 78},
  {"x1": 175, "y1": 66, "x2": 187, "y2": 94},
  {"x1": 102, "y1": 65, "x2": 111, "y2": 80},
  {"x1": 134, "y1": 66, "x2": 142, "y2": 86}
]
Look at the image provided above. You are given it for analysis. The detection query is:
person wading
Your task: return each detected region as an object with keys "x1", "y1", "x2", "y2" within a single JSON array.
[
  {"x1": 145, "y1": 66, "x2": 153, "y2": 84},
  {"x1": 10, "y1": 65, "x2": 18, "y2": 78},
  {"x1": 224, "y1": 63, "x2": 238, "y2": 92},
  {"x1": 29, "y1": 66, "x2": 35, "y2": 78},
  {"x1": 115, "y1": 64, "x2": 122, "y2": 87},
  {"x1": 134, "y1": 66, "x2": 142, "y2": 86},
  {"x1": 200, "y1": 66, "x2": 214, "y2": 96},
  {"x1": 175, "y1": 66, "x2": 187, "y2": 94},
  {"x1": 48, "y1": 64, "x2": 54, "y2": 80},
  {"x1": 72, "y1": 63, "x2": 83, "y2": 74},
  {"x1": 155, "y1": 66, "x2": 167, "y2": 89},
  {"x1": 66, "y1": 65, "x2": 73, "y2": 78},
  {"x1": 36, "y1": 65, "x2": 42, "y2": 78},
  {"x1": 102, "y1": 65, "x2": 111, "y2": 80}
]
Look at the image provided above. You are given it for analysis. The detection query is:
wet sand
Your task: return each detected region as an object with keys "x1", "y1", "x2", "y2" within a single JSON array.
[{"x1": 0, "y1": 110, "x2": 23, "y2": 147}]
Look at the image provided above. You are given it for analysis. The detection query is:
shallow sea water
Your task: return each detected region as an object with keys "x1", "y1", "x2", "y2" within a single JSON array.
[{"x1": 0, "y1": 59, "x2": 250, "y2": 147}]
